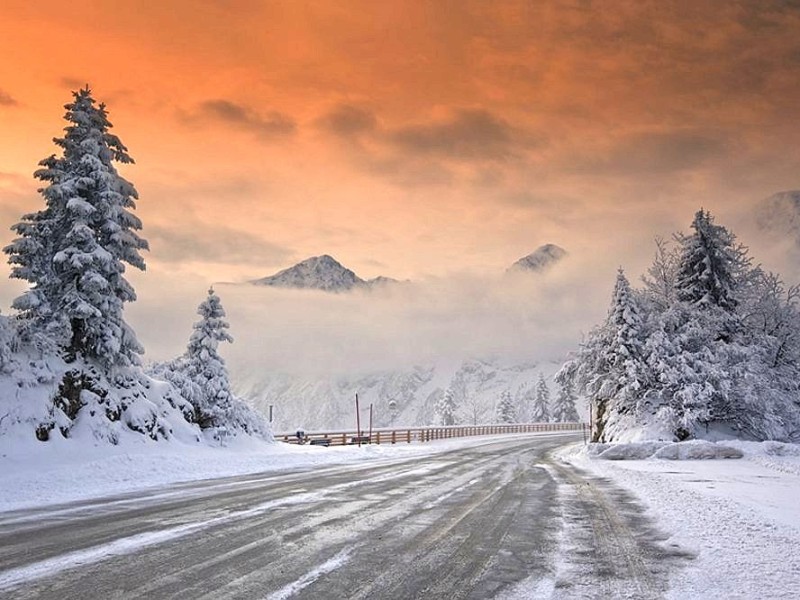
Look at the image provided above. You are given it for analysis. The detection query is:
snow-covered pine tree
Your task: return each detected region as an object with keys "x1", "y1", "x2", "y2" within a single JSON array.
[
  {"x1": 558, "y1": 209, "x2": 800, "y2": 443},
  {"x1": 182, "y1": 288, "x2": 235, "y2": 432},
  {"x1": 532, "y1": 374, "x2": 551, "y2": 422},
  {"x1": 435, "y1": 387, "x2": 457, "y2": 426},
  {"x1": 4, "y1": 87, "x2": 147, "y2": 366},
  {"x1": 552, "y1": 377, "x2": 580, "y2": 422},
  {"x1": 661, "y1": 210, "x2": 755, "y2": 435},
  {"x1": 497, "y1": 389, "x2": 516, "y2": 423},
  {"x1": 556, "y1": 269, "x2": 648, "y2": 441},
  {"x1": 675, "y1": 209, "x2": 747, "y2": 314}
]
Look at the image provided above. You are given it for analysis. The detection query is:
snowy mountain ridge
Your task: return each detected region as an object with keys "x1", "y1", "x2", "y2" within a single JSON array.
[{"x1": 232, "y1": 358, "x2": 579, "y2": 432}]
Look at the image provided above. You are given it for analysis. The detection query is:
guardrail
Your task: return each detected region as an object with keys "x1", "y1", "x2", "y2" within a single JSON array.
[{"x1": 275, "y1": 422, "x2": 588, "y2": 446}]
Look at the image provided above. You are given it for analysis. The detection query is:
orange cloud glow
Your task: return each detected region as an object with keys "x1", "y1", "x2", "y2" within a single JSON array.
[{"x1": 1, "y1": 1, "x2": 800, "y2": 362}]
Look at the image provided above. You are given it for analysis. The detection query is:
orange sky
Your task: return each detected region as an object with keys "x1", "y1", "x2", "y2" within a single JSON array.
[{"x1": 1, "y1": 0, "x2": 800, "y2": 306}]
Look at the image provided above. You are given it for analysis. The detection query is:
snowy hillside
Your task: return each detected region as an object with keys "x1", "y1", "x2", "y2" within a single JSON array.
[
  {"x1": 508, "y1": 244, "x2": 567, "y2": 273},
  {"x1": 0, "y1": 312, "x2": 271, "y2": 447},
  {"x1": 250, "y1": 255, "x2": 397, "y2": 292},
  {"x1": 232, "y1": 358, "x2": 577, "y2": 431},
  {"x1": 0, "y1": 345, "x2": 199, "y2": 446}
]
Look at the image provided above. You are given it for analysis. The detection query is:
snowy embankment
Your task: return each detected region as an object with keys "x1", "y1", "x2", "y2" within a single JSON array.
[
  {"x1": 558, "y1": 440, "x2": 800, "y2": 599},
  {"x1": 0, "y1": 432, "x2": 572, "y2": 514}
]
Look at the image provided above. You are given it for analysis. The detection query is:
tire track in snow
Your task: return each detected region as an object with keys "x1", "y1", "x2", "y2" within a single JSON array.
[{"x1": 264, "y1": 547, "x2": 354, "y2": 600}]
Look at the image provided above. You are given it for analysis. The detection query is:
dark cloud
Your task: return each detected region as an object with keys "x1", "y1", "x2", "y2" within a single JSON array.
[
  {"x1": 571, "y1": 130, "x2": 728, "y2": 176},
  {"x1": 146, "y1": 221, "x2": 292, "y2": 268},
  {"x1": 360, "y1": 156, "x2": 455, "y2": 188},
  {"x1": 312, "y1": 106, "x2": 536, "y2": 188},
  {"x1": 387, "y1": 109, "x2": 521, "y2": 161},
  {"x1": 0, "y1": 90, "x2": 17, "y2": 107},
  {"x1": 316, "y1": 104, "x2": 377, "y2": 137},
  {"x1": 59, "y1": 77, "x2": 88, "y2": 90},
  {"x1": 190, "y1": 99, "x2": 296, "y2": 138}
]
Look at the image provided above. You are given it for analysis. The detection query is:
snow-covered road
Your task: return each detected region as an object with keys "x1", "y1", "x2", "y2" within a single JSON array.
[{"x1": 0, "y1": 433, "x2": 684, "y2": 599}]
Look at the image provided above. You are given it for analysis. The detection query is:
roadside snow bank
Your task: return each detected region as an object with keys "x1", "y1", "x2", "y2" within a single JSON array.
[
  {"x1": 653, "y1": 440, "x2": 743, "y2": 460},
  {"x1": 590, "y1": 440, "x2": 743, "y2": 460},
  {"x1": 0, "y1": 434, "x2": 404, "y2": 513},
  {"x1": 557, "y1": 441, "x2": 800, "y2": 599}
]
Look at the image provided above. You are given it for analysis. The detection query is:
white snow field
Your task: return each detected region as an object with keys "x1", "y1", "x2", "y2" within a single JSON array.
[{"x1": 558, "y1": 441, "x2": 800, "y2": 600}]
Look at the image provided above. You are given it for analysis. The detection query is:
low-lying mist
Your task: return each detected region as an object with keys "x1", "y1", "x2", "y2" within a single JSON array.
[{"x1": 126, "y1": 252, "x2": 617, "y2": 378}]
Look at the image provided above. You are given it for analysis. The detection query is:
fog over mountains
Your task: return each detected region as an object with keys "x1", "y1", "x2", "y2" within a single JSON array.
[
  {"x1": 228, "y1": 244, "x2": 575, "y2": 430},
  {"x1": 233, "y1": 357, "x2": 573, "y2": 432}
]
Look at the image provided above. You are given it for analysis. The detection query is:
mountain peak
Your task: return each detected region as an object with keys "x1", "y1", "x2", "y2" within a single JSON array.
[
  {"x1": 251, "y1": 255, "x2": 400, "y2": 292},
  {"x1": 508, "y1": 244, "x2": 567, "y2": 273},
  {"x1": 251, "y1": 254, "x2": 365, "y2": 292}
]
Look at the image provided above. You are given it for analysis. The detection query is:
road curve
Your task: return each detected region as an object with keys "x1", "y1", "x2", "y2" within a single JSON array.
[{"x1": 0, "y1": 433, "x2": 688, "y2": 599}]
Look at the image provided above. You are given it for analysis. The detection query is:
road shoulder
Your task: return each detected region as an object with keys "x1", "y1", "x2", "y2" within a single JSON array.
[{"x1": 556, "y1": 442, "x2": 800, "y2": 599}]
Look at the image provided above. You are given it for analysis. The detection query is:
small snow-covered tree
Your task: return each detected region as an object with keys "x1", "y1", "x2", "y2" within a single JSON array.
[
  {"x1": 641, "y1": 237, "x2": 680, "y2": 312},
  {"x1": 464, "y1": 393, "x2": 486, "y2": 425},
  {"x1": 435, "y1": 387, "x2": 457, "y2": 426},
  {"x1": 182, "y1": 288, "x2": 235, "y2": 430},
  {"x1": 496, "y1": 390, "x2": 516, "y2": 423},
  {"x1": 4, "y1": 87, "x2": 147, "y2": 366},
  {"x1": 531, "y1": 374, "x2": 551, "y2": 422},
  {"x1": 557, "y1": 269, "x2": 648, "y2": 441},
  {"x1": 552, "y1": 377, "x2": 579, "y2": 422},
  {"x1": 516, "y1": 385, "x2": 534, "y2": 422}
]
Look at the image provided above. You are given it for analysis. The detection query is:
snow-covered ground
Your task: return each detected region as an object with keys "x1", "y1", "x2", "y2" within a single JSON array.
[
  {"x1": 558, "y1": 440, "x2": 800, "y2": 599},
  {"x1": 0, "y1": 432, "x2": 551, "y2": 513}
]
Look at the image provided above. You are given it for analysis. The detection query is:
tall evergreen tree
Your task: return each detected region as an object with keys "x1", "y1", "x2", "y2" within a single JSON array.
[
  {"x1": 4, "y1": 87, "x2": 147, "y2": 365},
  {"x1": 532, "y1": 374, "x2": 551, "y2": 422},
  {"x1": 496, "y1": 389, "x2": 516, "y2": 423},
  {"x1": 435, "y1": 387, "x2": 458, "y2": 426},
  {"x1": 182, "y1": 288, "x2": 235, "y2": 429},
  {"x1": 552, "y1": 378, "x2": 580, "y2": 422}
]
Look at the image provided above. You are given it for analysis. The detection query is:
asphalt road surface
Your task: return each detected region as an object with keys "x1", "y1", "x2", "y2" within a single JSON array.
[{"x1": 0, "y1": 433, "x2": 690, "y2": 599}]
